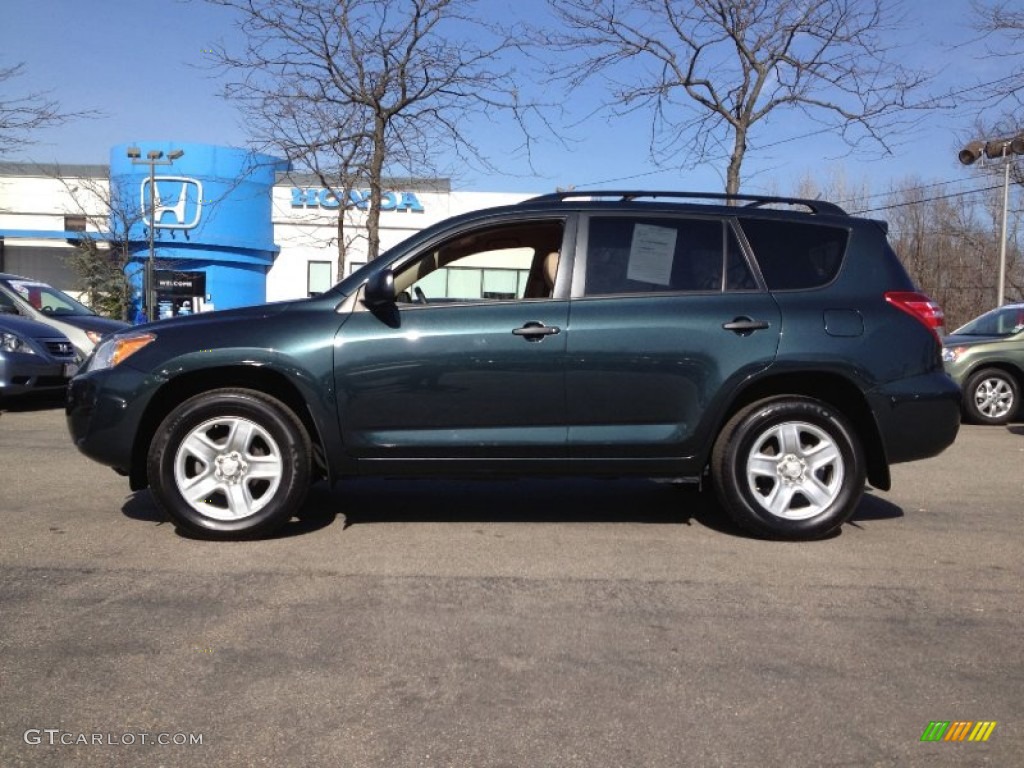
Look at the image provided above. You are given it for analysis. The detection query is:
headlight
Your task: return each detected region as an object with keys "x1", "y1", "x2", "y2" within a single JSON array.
[
  {"x1": 0, "y1": 331, "x2": 34, "y2": 354},
  {"x1": 85, "y1": 330, "x2": 105, "y2": 345},
  {"x1": 942, "y1": 346, "x2": 967, "y2": 363},
  {"x1": 89, "y1": 332, "x2": 157, "y2": 372}
]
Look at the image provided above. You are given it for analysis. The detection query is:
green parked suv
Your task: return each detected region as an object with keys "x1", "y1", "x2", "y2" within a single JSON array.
[
  {"x1": 943, "y1": 303, "x2": 1024, "y2": 425},
  {"x1": 67, "y1": 191, "x2": 960, "y2": 541}
]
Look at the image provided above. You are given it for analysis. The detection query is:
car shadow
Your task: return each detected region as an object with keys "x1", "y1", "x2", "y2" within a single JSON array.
[
  {"x1": 119, "y1": 478, "x2": 737, "y2": 538},
  {"x1": 120, "y1": 477, "x2": 904, "y2": 541},
  {"x1": 0, "y1": 390, "x2": 66, "y2": 412},
  {"x1": 120, "y1": 486, "x2": 340, "y2": 539},
  {"x1": 337, "y1": 476, "x2": 711, "y2": 526},
  {"x1": 849, "y1": 489, "x2": 904, "y2": 523}
]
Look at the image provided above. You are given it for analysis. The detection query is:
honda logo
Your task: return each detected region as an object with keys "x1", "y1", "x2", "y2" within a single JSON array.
[{"x1": 141, "y1": 176, "x2": 203, "y2": 230}]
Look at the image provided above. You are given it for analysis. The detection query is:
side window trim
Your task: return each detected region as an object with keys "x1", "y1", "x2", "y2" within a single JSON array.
[{"x1": 727, "y1": 218, "x2": 768, "y2": 291}]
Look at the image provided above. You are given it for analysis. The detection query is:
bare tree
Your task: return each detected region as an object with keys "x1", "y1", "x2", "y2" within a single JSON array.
[
  {"x1": 52, "y1": 172, "x2": 146, "y2": 321},
  {"x1": 205, "y1": 0, "x2": 541, "y2": 269},
  {"x1": 881, "y1": 178, "x2": 1022, "y2": 328},
  {"x1": 0, "y1": 62, "x2": 97, "y2": 157},
  {"x1": 540, "y1": 0, "x2": 926, "y2": 195},
  {"x1": 971, "y1": 1, "x2": 1024, "y2": 112}
]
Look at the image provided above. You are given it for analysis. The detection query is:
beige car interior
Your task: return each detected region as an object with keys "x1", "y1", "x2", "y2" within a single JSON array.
[{"x1": 394, "y1": 220, "x2": 564, "y2": 302}]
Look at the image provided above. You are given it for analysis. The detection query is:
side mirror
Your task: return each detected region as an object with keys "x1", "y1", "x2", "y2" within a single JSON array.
[{"x1": 364, "y1": 269, "x2": 396, "y2": 308}]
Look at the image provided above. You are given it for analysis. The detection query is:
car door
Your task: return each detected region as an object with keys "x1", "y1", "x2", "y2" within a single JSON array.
[
  {"x1": 335, "y1": 217, "x2": 573, "y2": 465},
  {"x1": 564, "y1": 213, "x2": 781, "y2": 469}
]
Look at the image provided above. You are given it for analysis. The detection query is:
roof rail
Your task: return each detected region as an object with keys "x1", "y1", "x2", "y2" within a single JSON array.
[{"x1": 523, "y1": 190, "x2": 848, "y2": 216}]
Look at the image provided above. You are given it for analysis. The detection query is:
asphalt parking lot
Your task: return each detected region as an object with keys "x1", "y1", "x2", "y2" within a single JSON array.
[{"x1": 0, "y1": 394, "x2": 1021, "y2": 767}]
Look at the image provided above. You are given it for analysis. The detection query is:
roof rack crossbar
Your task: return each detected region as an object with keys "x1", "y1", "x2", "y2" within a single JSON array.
[{"x1": 523, "y1": 190, "x2": 847, "y2": 216}]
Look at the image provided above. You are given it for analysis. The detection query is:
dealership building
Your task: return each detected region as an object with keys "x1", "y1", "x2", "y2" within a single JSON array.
[{"x1": 0, "y1": 142, "x2": 532, "y2": 316}]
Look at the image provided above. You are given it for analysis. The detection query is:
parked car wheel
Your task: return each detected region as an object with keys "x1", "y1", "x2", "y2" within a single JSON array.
[
  {"x1": 711, "y1": 397, "x2": 865, "y2": 540},
  {"x1": 147, "y1": 388, "x2": 311, "y2": 539},
  {"x1": 962, "y1": 368, "x2": 1018, "y2": 425}
]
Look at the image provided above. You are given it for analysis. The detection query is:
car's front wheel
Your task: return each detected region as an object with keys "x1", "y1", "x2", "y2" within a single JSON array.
[
  {"x1": 963, "y1": 368, "x2": 1018, "y2": 425},
  {"x1": 711, "y1": 396, "x2": 865, "y2": 540},
  {"x1": 147, "y1": 388, "x2": 311, "y2": 539}
]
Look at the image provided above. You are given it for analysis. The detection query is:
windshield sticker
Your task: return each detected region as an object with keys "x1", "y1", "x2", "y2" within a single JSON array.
[
  {"x1": 7, "y1": 281, "x2": 35, "y2": 299},
  {"x1": 627, "y1": 224, "x2": 676, "y2": 285}
]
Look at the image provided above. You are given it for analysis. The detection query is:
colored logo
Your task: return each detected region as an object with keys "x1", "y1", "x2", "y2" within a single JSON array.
[
  {"x1": 141, "y1": 176, "x2": 204, "y2": 229},
  {"x1": 920, "y1": 721, "x2": 997, "y2": 742}
]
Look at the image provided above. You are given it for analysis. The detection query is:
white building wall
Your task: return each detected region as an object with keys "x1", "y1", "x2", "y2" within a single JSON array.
[
  {"x1": 0, "y1": 171, "x2": 109, "y2": 232},
  {"x1": 266, "y1": 185, "x2": 534, "y2": 302},
  {"x1": 2, "y1": 165, "x2": 538, "y2": 303}
]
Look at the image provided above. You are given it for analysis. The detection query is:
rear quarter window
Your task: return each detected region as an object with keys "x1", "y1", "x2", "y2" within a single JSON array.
[{"x1": 739, "y1": 218, "x2": 849, "y2": 290}]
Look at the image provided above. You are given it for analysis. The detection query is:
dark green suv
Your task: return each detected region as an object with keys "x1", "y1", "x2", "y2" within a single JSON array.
[{"x1": 67, "y1": 191, "x2": 960, "y2": 540}]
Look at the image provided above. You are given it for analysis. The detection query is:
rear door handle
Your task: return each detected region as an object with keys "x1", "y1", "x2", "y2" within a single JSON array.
[
  {"x1": 513, "y1": 321, "x2": 561, "y2": 341},
  {"x1": 722, "y1": 317, "x2": 770, "y2": 335}
]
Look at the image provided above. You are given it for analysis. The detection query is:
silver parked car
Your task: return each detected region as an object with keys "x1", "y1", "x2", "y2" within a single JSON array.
[
  {"x1": 0, "y1": 313, "x2": 79, "y2": 401},
  {"x1": 0, "y1": 273, "x2": 130, "y2": 359}
]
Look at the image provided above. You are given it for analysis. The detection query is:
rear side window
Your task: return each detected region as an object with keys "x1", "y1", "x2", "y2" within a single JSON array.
[
  {"x1": 740, "y1": 218, "x2": 849, "y2": 290},
  {"x1": 584, "y1": 216, "x2": 756, "y2": 296}
]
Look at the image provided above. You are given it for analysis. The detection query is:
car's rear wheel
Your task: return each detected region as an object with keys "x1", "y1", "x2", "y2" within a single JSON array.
[
  {"x1": 963, "y1": 368, "x2": 1018, "y2": 425},
  {"x1": 147, "y1": 388, "x2": 311, "y2": 539},
  {"x1": 711, "y1": 396, "x2": 865, "y2": 540}
]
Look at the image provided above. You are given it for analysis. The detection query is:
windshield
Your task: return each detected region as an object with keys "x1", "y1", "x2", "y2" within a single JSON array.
[
  {"x1": 0, "y1": 279, "x2": 97, "y2": 317},
  {"x1": 952, "y1": 306, "x2": 1024, "y2": 337}
]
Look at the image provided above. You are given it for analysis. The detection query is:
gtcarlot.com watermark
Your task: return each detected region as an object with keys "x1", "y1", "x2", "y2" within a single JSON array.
[{"x1": 24, "y1": 729, "x2": 204, "y2": 747}]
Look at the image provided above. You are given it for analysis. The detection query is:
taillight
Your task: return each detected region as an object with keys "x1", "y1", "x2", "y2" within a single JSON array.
[{"x1": 884, "y1": 291, "x2": 945, "y2": 340}]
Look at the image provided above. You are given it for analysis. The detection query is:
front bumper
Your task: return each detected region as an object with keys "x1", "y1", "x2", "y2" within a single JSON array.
[
  {"x1": 0, "y1": 352, "x2": 73, "y2": 397},
  {"x1": 66, "y1": 365, "x2": 156, "y2": 473}
]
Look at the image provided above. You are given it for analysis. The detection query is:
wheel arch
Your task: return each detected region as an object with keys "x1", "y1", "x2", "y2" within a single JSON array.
[
  {"x1": 129, "y1": 366, "x2": 334, "y2": 492},
  {"x1": 961, "y1": 360, "x2": 1024, "y2": 391},
  {"x1": 713, "y1": 371, "x2": 890, "y2": 491}
]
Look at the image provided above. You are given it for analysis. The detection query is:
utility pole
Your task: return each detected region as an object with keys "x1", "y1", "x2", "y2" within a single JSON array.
[{"x1": 958, "y1": 135, "x2": 1024, "y2": 308}]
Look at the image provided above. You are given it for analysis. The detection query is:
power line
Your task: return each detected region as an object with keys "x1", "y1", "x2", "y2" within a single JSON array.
[{"x1": 852, "y1": 182, "x2": 1009, "y2": 214}]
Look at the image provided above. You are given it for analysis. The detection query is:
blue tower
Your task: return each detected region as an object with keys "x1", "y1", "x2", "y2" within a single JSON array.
[{"x1": 109, "y1": 143, "x2": 288, "y2": 317}]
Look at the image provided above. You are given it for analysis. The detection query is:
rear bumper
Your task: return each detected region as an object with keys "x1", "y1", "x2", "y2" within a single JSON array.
[{"x1": 868, "y1": 371, "x2": 961, "y2": 465}]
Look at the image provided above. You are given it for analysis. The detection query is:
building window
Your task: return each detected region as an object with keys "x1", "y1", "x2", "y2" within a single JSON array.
[
  {"x1": 64, "y1": 215, "x2": 86, "y2": 232},
  {"x1": 307, "y1": 261, "x2": 333, "y2": 297}
]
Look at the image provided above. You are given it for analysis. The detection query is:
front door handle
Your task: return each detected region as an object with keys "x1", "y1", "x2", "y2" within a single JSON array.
[
  {"x1": 513, "y1": 321, "x2": 561, "y2": 341},
  {"x1": 722, "y1": 317, "x2": 770, "y2": 335}
]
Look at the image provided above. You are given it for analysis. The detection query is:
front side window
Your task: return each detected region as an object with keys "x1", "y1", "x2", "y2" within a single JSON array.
[
  {"x1": 393, "y1": 220, "x2": 565, "y2": 305},
  {"x1": 584, "y1": 216, "x2": 755, "y2": 296}
]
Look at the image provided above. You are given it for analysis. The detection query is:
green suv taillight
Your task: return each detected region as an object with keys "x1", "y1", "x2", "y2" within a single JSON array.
[{"x1": 885, "y1": 292, "x2": 945, "y2": 340}]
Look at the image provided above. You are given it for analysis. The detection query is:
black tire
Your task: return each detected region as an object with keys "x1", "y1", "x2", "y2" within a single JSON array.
[
  {"x1": 711, "y1": 396, "x2": 865, "y2": 540},
  {"x1": 147, "y1": 388, "x2": 311, "y2": 539},
  {"x1": 962, "y1": 368, "x2": 1019, "y2": 425}
]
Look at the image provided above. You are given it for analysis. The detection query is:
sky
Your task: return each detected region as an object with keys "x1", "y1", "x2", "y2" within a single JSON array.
[{"x1": 2, "y1": 0, "x2": 1019, "y2": 207}]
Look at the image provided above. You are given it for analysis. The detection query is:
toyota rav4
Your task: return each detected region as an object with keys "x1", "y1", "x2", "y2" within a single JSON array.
[{"x1": 67, "y1": 191, "x2": 960, "y2": 540}]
